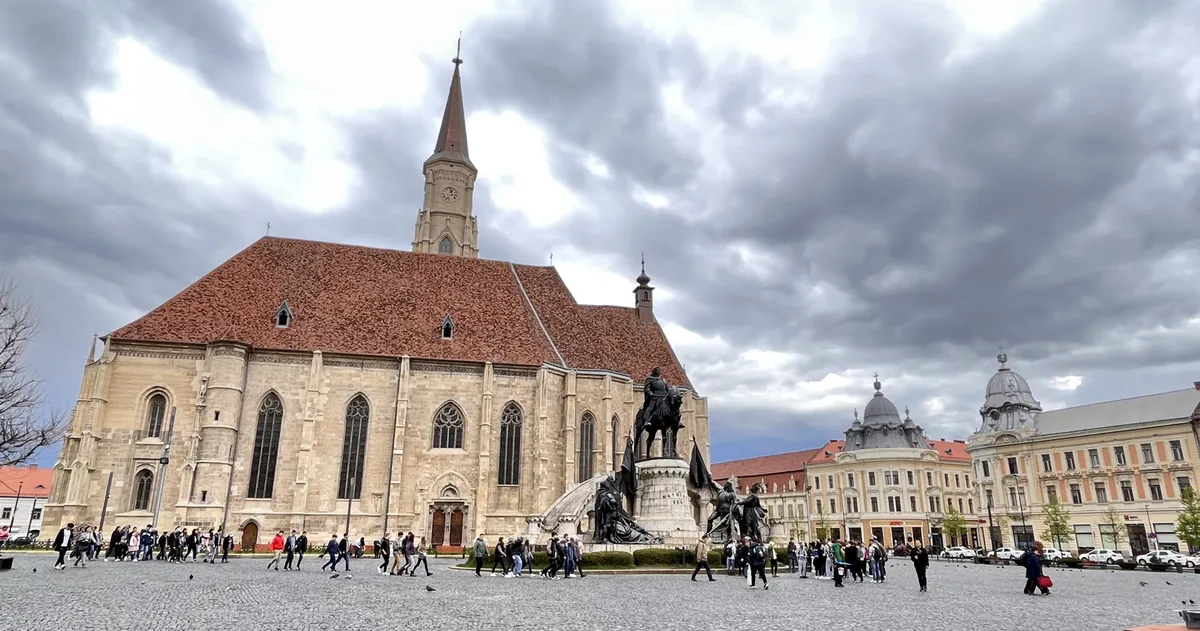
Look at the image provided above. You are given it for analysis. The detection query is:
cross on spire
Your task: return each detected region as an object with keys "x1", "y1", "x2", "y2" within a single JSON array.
[{"x1": 453, "y1": 31, "x2": 463, "y2": 66}]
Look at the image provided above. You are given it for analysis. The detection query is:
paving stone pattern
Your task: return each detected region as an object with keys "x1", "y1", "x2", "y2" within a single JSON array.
[{"x1": 2, "y1": 555, "x2": 1197, "y2": 630}]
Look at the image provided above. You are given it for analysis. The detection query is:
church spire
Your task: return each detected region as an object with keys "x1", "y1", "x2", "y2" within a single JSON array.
[{"x1": 424, "y1": 34, "x2": 475, "y2": 172}]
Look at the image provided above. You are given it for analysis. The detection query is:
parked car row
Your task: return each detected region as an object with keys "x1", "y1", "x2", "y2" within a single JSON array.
[{"x1": 964, "y1": 546, "x2": 1200, "y2": 567}]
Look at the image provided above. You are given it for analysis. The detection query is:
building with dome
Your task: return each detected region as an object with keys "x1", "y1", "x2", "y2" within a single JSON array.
[
  {"x1": 40, "y1": 56, "x2": 709, "y2": 550},
  {"x1": 968, "y1": 353, "x2": 1200, "y2": 557},
  {"x1": 712, "y1": 377, "x2": 978, "y2": 548}
]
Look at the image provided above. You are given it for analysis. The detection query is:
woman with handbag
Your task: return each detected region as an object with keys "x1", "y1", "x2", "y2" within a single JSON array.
[{"x1": 1021, "y1": 541, "x2": 1052, "y2": 595}]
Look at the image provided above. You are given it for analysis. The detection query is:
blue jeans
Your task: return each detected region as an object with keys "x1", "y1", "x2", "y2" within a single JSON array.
[
  {"x1": 870, "y1": 559, "x2": 883, "y2": 581},
  {"x1": 564, "y1": 557, "x2": 575, "y2": 577},
  {"x1": 512, "y1": 554, "x2": 523, "y2": 575}
]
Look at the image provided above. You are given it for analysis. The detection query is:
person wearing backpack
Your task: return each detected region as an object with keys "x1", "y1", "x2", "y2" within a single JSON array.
[
  {"x1": 746, "y1": 538, "x2": 769, "y2": 589},
  {"x1": 869, "y1": 537, "x2": 886, "y2": 582}
]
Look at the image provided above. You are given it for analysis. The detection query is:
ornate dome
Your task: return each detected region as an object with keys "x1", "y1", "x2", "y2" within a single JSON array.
[
  {"x1": 862, "y1": 376, "x2": 903, "y2": 426},
  {"x1": 844, "y1": 376, "x2": 929, "y2": 451},
  {"x1": 977, "y1": 351, "x2": 1042, "y2": 434}
]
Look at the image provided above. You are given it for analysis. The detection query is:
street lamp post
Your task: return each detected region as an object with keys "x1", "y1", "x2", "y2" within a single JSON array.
[
  {"x1": 1146, "y1": 504, "x2": 1158, "y2": 551},
  {"x1": 986, "y1": 499, "x2": 996, "y2": 552},
  {"x1": 1017, "y1": 489, "x2": 1028, "y2": 551}
]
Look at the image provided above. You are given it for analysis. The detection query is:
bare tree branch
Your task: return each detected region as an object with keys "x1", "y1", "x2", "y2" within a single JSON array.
[{"x1": 0, "y1": 276, "x2": 66, "y2": 466}]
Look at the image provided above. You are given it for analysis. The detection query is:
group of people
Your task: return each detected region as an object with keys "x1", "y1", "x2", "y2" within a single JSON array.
[
  {"x1": 49, "y1": 522, "x2": 236, "y2": 570},
  {"x1": 471, "y1": 533, "x2": 585, "y2": 579},
  {"x1": 690, "y1": 534, "x2": 931, "y2": 592},
  {"x1": 264, "y1": 530, "x2": 310, "y2": 571},
  {"x1": 374, "y1": 531, "x2": 432, "y2": 577}
]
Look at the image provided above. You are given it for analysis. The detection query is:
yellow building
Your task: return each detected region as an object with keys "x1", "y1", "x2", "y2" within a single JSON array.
[
  {"x1": 715, "y1": 378, "x2": 979, "y2": 548},
  {"x1": 968, "y1": 352, "x2": 1200, "y2": 557}
]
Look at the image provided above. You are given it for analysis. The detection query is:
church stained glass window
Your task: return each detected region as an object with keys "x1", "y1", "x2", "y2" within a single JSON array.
[
  {"x1": 248, "y1": 393, "x2": 284, "y2": 499},
  {"x1": 338, "y1": 395, "x2": 369, "y2": 500},
  {"x1": 611, "y1": 415, "x2": 621, "y2": 471},
  {"x1": 578, "y1": 412, "x2": 595, "y2": 481},
  {"x1": 433, "y1": 402, "x2": 464, "y2": 449},
  {"x1": 133, "y1": 469, "x2": 154, "y2": 511},
  {"x1": 497, "y1": 402, "x2": 522, "y2": 485},
  {"x1": 439, "y1": 237, "x2": 453, "y2": 254},
  {"x1": 146, "y1": 393, "x2": 167, "y2": 439}
]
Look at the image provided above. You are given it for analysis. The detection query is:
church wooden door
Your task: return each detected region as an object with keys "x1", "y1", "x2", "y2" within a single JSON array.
[
  {"x1": 241, "y1": 522, "x2": 259, "y2": 553},
  {"x1": 431, "y1": 509, "x2": 446, "y2": 546},
  {"x1": 449, "y1": 509, "x2": 464, "y2": 546}
]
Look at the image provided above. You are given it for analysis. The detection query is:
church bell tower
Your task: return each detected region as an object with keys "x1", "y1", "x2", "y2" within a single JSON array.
[{"x1": 412, "y1": 40, "x2": 479, "y2": 258}]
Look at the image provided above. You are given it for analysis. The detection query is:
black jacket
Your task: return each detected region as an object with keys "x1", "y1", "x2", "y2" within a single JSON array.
[
  {"x1": 911, "y1": 547, "x2": 930, "y2": 569},
  {"x1": 53, "y1": 527, "x2": 73, "y2": 550}
]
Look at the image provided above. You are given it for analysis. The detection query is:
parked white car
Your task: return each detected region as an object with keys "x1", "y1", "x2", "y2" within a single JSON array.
[
  {"x1": 1082, "y1": 549, "x2": 1125, "y2": 564},
  {"x1": 1042, "y1": 547, "x2": 1066, "y2": 561},
  {"x1": 941, "y1": 546, "x2": 976, "y2": 559},
  {"x1": 1137, "y1": 549, "x2": 1191, "y2": 566},
  {"x1": 991, "y1": 547, "x2": 1023, "y2": 560}
]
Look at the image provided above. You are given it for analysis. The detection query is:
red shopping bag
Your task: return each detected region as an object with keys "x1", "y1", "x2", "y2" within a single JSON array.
[{"x1": 1036, "y1": 575, "x2": 1053, "y2": 589}]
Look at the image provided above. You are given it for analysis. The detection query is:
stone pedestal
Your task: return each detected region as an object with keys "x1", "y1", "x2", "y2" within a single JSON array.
[{"x1": 634, "y1": 458, "x2": 700, "y2": 545}]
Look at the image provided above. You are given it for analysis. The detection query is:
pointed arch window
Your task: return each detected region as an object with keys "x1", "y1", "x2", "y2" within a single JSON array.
[
  {"x1": 338, "y1": 395, "x2": 370, "y2": 500},
  {"x1": 432, "y1": 402, "x2": 464, "y2": 449},
  {"x1": 275, "y1": 301, "x2": 293, "y2": 328},
  {"x1": 247, "y1": 393, "x2": 284, "y2": 499},
  {"x1": 146, "y1": 393, "x2": 167, "y2": 439},
  {"x1": 133, "y1": 469, "x2": 154, "y2": 511},
  {"x1": 440, "y1": 315, "x2": 454, "y2": 340},
  {"x1": 578, "y1": 412, "x2": 595, "y2": 481},
  {"x1": 497, "y1": 402, "x2": 523, "y2": 485},
  {"x1": 439, "y1": 237, "x2": 454, "y2": 254},
  {"x1": 611, "y1": 414, "x2": 621, "y2": 471}
]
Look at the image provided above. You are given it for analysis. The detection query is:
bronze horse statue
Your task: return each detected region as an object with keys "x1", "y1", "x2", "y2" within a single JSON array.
[{"x1": 634, "y1": 384, "x2": 685, "y2": 460}]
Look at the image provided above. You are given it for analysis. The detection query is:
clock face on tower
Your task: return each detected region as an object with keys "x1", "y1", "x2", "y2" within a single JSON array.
[{"x1": 441, "y1": 187, "x2": 458, "y2": 202}]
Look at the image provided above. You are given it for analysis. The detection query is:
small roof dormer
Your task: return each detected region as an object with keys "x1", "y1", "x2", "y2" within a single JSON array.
[{"x1": 275, "y1": 300, "x2": 294, "y2": 329}]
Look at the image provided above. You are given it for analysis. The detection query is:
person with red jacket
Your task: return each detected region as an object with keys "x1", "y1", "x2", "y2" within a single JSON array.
[{"x1": 267, "y1": 530, "x2": 285, "y2": 571}]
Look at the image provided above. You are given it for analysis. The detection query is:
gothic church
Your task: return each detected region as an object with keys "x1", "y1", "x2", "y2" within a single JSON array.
[{"x1": 43, "y1": 56, "x2": 709, "y2": 550}]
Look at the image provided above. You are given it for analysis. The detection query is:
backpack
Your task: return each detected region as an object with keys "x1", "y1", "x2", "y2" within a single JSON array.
[
  {"x1": 872, "y1": 545, "x2": 884, "y2": 561},
  {"x1": 750, "y1": 543, "x2": 764, "y2": 563}
]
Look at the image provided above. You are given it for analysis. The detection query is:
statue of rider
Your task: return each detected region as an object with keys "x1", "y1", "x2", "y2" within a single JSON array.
[{"x1": 642, "y1": 367, "x2": 670, "y2": 424}]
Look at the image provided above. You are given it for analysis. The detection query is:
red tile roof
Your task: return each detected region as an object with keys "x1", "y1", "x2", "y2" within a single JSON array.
[
  {"x1": 928, "y1": 439, "x2": 970, "y2": 462},
  {"x1": 0, "y1": 466, "x2": 53, "y2": 498},
  {"x1": 714, "y1": 437, "x2": 972, "y2": 487},
  {"x1": 711, "y1": 448, "x2": 821, "y2": 492},
  {"x1": 110, "y1": 237, "x2": 691, "y2": 387},
  {"x1": 806, "y1": 440, "x2": 847, "y2": 465}
]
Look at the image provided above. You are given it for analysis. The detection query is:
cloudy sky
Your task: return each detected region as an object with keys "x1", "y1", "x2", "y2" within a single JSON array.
[{"x1": 3, "y1": 0, "x2": 1200, "y2": 468}]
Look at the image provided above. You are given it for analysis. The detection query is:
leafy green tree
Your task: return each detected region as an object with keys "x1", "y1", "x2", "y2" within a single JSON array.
[
  {"x1": 1100, "y1": 507, "x2": 1127, "y2": 551},
  {"x1": 943, "y1": 505, "x2": 968, "y2": 546},
  {"x1": 1176, "y1": 487, "x2": 1200, "y2": 553},
  {"x1": 813, "y1": 505, "x2": 831, "y2": 541},
  {"x1": 1041, "y1": 497, "x2": 1072, "y2": 551}
]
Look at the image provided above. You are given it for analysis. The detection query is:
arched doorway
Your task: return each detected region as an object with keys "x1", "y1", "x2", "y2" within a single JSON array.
[
  {"x1": 240, "y1": 522, "x2": 259, "y2": 553},
  {"x1": 429, "y1": 486, "x2": 467, "y2": 549}
]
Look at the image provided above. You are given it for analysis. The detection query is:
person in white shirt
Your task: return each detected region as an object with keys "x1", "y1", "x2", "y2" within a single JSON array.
[{"x1": 53, "y1": 523, "x2": 75, "y2": 570}]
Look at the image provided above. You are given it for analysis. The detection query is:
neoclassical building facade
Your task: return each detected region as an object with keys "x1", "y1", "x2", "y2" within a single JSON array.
[
  {"x1": 714, "y1": 378, "x2": 978, "y2": 548},
  {"x1": 42, "y1": 57, "x2": 709, "y2": 550},
  {"x1": 968, "y1": 353, "x2": 1200, "y2": 556}
]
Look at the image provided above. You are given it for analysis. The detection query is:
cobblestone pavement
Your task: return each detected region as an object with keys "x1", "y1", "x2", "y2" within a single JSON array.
[{"x1": 2, "y1": 554, "x2": 1197, "y2": 630}]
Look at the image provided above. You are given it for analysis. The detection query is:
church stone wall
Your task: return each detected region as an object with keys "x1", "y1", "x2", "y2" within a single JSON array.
[{"x1": 44, "y1": 341, "x2": 711, "y2": 549}]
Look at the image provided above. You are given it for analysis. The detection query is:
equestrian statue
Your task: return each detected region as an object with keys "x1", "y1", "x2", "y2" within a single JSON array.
[{"x1": 633, "y1": 367, "x2": 685, "y2": 460}]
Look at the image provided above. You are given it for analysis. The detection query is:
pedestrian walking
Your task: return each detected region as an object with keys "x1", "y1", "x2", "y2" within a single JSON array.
[
  {"x1": 911, "y1": 540, "x2": 929, "y2": 592},
  {"x1": 691, "y1": 536, "x2": 716, "y2": 582}
]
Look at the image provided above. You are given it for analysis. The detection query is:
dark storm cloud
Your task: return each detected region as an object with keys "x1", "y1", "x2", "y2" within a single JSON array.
[
  {"x1": 456, "y1": 0, "x2": 1200, "y2": 451},
  {"x1": 0, "y1": 0, "x2": 285, "y2": 465},
  {"x1": 5, "y1": 0, "x2": 1200, "y2": 464}
]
